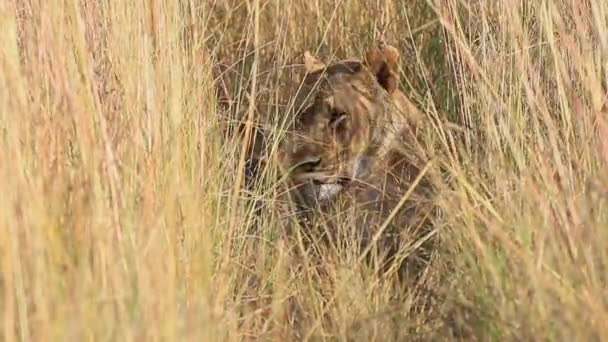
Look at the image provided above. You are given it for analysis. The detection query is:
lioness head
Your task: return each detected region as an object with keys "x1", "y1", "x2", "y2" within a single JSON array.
[{"x1": 280, "y1": 44, "x2": 406, "y2": 206}]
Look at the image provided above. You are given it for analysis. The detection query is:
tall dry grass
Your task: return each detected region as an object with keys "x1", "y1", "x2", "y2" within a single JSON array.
[{"x1": 1, "y1": 0, "x2": 607, "y2": 340}]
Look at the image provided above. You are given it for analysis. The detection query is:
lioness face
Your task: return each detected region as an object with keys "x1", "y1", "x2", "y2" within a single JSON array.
[{"x1": 280, "y1": 46, "x2": 401, "y2": 206}]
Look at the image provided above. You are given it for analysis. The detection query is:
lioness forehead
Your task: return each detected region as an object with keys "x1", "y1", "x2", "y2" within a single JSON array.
[
  {"x1": 292, "y1": 60, "x2": 376, "y2": 114},
  {"x1": 305, "y1": 60, "x2": 364, "y2": 79},
  {"x1": 300, "y1": 60, "x2": 378, "y2": 99}
]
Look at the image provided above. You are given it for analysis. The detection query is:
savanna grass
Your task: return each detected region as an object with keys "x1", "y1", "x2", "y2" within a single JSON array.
[{"x1": 1, "y1": 0, "x2": 607, "y2": 340}]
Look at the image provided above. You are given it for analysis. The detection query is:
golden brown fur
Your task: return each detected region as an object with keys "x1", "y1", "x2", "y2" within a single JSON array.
[
  {"x1": 280, "y1": 45, "x2": 425, "y2": 209},
  {"x1": 215, "y1": 43, "x2": 433, "y2": 278},
  {"x1": 275, "y1": 44, "x2": 433, "y2": 278}
]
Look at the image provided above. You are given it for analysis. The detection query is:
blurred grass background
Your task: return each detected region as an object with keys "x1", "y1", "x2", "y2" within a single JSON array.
[{"x1": 1, "y1": 0, "x2": 607, "y2": 340}]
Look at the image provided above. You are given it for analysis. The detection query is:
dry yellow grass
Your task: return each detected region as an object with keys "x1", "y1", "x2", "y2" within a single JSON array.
[{"x1": 1, "y1": 0, "x2": 607, "y2": 340}]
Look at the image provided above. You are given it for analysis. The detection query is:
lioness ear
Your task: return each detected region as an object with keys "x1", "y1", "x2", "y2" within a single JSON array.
[
  {"x1": 303, "y1": 51, "x2": 326, "y2": 73},
  {"x1": 364, "y1": 44, "x2": 400, "y2": 94}
]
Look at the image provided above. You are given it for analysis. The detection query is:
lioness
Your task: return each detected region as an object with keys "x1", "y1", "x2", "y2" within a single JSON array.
[
  {"x1": 216, "y1": 43, "x2": 434, "y2": 278},
  {"x1": 281, "y1": 44, "x2": 433, "y2": 275},
  {"x1": 281, "y1": 45, "x2": 425, "y2": 203}
]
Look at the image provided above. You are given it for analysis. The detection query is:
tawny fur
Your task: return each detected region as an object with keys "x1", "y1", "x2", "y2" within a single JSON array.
[{"x1": 216, "y1": 43, "x2": 434, "y2": 279}]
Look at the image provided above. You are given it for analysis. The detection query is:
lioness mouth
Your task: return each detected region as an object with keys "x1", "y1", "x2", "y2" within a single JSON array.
[
  {"x1": 291, "y1": 172, "x2": 350, "y2": 202},
  {"x1": 316, "y1": 183, "x2": 344, "y2": 202}
]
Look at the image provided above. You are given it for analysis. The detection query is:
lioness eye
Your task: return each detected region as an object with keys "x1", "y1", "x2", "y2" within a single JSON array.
[{"x1": 328, "y1": 109, "x2": 347, "y2": 129}]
